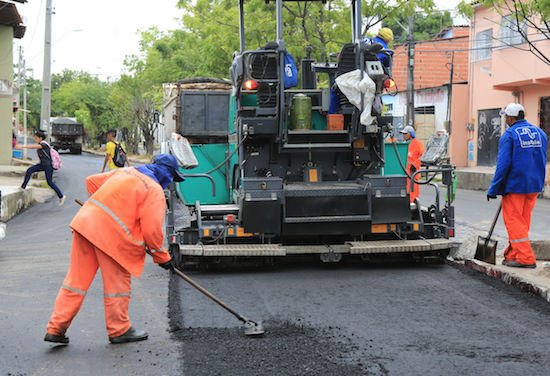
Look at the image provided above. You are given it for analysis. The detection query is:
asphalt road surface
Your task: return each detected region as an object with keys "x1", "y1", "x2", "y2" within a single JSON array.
[
  {"x1": 3, "y1": 154, "x2": 550, "y2": 375},
  {"x1": 0, "y1": 153, "x2": 180, "y2": 375}
]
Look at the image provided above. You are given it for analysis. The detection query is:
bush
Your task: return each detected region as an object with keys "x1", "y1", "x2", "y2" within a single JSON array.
[{"x1": 89, "y1": 140, "x2": 100, "y2": 150}]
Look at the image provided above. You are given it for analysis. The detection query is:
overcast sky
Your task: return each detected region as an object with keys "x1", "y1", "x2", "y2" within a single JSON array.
[
  {"x1": 12, "y1": 0, "x2": 466, "y2": 82},
  {"x1": 13, "y1": 0, "x2": 183, "y2": 81}
]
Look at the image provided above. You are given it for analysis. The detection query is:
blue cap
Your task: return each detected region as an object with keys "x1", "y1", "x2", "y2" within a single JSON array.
[{"x1": 153, "y1": 154, "x2": 185, "y2": 182}]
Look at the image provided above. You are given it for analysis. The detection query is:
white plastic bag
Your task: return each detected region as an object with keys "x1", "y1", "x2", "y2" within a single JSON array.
[
  {"x1": 335, "y1": 69, "x2": 376, "y2": 126},
  {"x1": 169, "y1": 133, "x2": 199, "y2": 169}
]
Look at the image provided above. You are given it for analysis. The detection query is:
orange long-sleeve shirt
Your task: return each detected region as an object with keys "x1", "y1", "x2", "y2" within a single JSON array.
[
  {"x1": 70, "y1": 168, "x2": 171, "y2": 278},
  {"x1": 407, "y1": 138, "x2": 425, "y2": 174}
]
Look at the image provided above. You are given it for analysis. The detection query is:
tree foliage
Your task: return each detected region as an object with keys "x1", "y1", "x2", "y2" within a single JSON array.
[{"x1": 52, "y1": 70, "x2": 117, "y2": 139}]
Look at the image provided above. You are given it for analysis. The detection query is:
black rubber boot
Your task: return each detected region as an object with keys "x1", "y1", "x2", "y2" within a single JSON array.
[
  {"x1": 109, "y1": 327, "x2": 148, "y2": 344},
  {"x1": 44, "y1": 333, "x2": 69, "y2": 344}
]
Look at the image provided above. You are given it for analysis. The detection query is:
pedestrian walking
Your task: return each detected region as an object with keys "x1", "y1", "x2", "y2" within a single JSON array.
[
  {"x1": 400, "y1": 126, "x2": 425, "y2": 203},
  {"x1": 44, "y1": 154, "x2": 184, "y2": 344},
  {"x1": 101, "y1": 129, "x2": 131, "y2": 172},
  {"x1": 487, "y1": 103, "x2": 548, "y2": 268},
  {"x1": 15, "y1": 130, "x2": 65, "y2": 206}
]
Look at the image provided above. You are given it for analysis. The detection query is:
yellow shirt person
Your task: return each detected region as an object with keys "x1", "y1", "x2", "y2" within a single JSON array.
[{"x1": 102, "y1": 129, "x2": 131, "y2": 172}]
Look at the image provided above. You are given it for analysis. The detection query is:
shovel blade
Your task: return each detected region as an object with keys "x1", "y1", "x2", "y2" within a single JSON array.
[{"x1": 475, "y1": 236, "x2": 497, "y2": 265}]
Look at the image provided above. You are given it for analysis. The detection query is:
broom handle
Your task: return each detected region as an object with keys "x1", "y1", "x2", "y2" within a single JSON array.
[
  {"x1": 173, "y1": 268, "x2": 250, "y2": 325},
  {"x1": 74, "y1": 198, "x2": 253, "y2": 326}
]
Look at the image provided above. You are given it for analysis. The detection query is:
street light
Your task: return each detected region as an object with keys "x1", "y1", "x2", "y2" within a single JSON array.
[
  {"x1": 96, "y1": 66, "x2": 113, "y2": 82},
  {"x1": 39, "y1": 17, "x2": 83, "y2": 134}
]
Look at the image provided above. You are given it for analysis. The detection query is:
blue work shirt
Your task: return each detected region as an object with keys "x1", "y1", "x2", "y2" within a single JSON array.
[
  {"x1": 363, "y1": 36, "x2": 391, "y2": 69},
  {"x1": 487, "y1": 119, "x2": 548, "y2": 196}
]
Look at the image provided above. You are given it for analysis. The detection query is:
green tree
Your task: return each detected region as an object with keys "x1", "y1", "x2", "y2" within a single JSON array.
[
  {"x1": 52, "y1": 74, "x2": 116, "y2": 140},
  {"x1": 382, "y1": 11, "x2": 454, "y2": 44},
  {"x1": 173, "y1": 0, "x2": 437, "y2": 75},
  {"x1": 19, "y1": 74, "x2": 42, "y2": 131}
]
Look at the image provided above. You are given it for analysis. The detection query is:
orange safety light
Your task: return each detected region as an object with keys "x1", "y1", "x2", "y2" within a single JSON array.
[
  {"x1": 244, "y1": 80, "x2": 259, "y2": 90},
  {"x1": 383, "y1": 78, "x2": 396, "y2": 88}
]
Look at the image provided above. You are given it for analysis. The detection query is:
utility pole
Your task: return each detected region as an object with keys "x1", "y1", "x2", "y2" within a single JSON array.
[
  {"x1": 16, "y1": 46, "x2": 22, "y2": 143},
  {"x1": 40, "y1": 0, "x2": 53, "y2": 136},
  {"x1": 23, "y1": 59, "x2": 28, "y2": 159},
  {"x1": 406, "y1": 13, "x2": 415, "y2": 127}
]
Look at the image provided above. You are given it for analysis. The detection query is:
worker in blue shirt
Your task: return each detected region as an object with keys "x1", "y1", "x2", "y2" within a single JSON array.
[
  {"x1": 487, "y1": 103, "x2": 548, "y2": 268},
  {"x1": 329, "y1": 28, "x2": 394, "y2": 114},
  {"x1": 363, "y1": 27, "x2": 394, "y2": 71}
]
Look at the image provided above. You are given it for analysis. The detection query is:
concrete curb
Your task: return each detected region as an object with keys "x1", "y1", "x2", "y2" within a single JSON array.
[
  {"x1": 1, "y1": 187, "x2": 35, "y2": 222},
  {"x1": 464, "y1": 259, "x2": 550, "y2": 302}
]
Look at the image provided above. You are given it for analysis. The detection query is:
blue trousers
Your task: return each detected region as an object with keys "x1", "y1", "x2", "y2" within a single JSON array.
[{"x1": 21, "y1": 163, "x2": 63, "y2": 199}]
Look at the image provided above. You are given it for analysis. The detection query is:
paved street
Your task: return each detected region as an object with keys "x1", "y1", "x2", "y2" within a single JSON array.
[
  {"x1": 0, "y1": 153, "x2": 180, "y2": 375},
  {"x1": 3, "y1": 153, "x2": 550, "y2": 375}
]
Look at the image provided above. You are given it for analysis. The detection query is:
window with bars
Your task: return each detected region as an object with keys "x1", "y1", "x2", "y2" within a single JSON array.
[
  {"x1": 472, "y1": 29, "x2": 492, "y2": 61},
  {"x1": 496, "y1": 14, "x2": 527, "y2": 47}
]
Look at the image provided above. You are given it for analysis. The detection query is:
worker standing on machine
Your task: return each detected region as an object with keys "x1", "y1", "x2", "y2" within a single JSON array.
[
  {"x1": 401, "y1": 126, "x2": 425, "y2": 203},
  {"x1": 44, "y1": 154, "x2": 183, "y2": 345},
  {"x1": 487, "y1": 103, "x2": 547, "y2": 268},
  {"x1": 364, "y1": 27, "x2": 394, "y2": 72}
]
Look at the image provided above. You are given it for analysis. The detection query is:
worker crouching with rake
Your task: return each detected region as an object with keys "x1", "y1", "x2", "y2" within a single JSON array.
[{"x1": 44, "y1": 154, "x2": 183, "y2": 344}]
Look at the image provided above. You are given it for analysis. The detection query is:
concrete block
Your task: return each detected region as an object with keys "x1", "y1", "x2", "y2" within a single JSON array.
[
  {"x1": 0, "y1": 189, "x2": 34, "y2": 222},
  {"x1": 532, "y1": 240, "x2": 550, "y2": 261},
  {"x1": 455, "y1": 170, "x2": 493, "y2": 191}
]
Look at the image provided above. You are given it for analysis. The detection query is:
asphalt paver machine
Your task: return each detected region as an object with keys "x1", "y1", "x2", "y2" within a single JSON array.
[{"x1": 166, "y1": 0, "x2": 455, "y2": 269}]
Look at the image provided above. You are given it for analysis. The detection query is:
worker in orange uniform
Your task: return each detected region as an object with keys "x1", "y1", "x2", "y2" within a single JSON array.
[
  {"x1": 400, "y1": 126, "x2": 425, "y2": 203},
  {"x1": 487, "y1": 103, "x2": 547, "y2": 268},
  {"x1": 44, "y1": 154, "x2": 184, "y2": 344}
]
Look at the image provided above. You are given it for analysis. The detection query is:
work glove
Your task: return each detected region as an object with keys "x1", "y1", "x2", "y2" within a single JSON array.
[
  {"x1": 487, "y1": 194, "x2": 497, "y2": 201},
  {"x1": 159, "y1": 260, "x2": 175, "y2": 271},
  {"x1": 410, "y1": 165, "x2": 417, "y2": 174}
]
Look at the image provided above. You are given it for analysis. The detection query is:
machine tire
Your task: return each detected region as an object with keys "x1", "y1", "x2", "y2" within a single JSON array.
[{"x1": 169, "y1": 244, "x2": 181, "y2": 269}]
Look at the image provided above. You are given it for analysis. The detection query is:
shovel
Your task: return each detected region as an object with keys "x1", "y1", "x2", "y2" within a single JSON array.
[{"x1": 475, "y1": 201, "x2": 502, "y2": 265}]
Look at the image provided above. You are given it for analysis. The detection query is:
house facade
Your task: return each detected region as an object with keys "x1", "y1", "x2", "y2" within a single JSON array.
[
  {"x1": 0, "y1": 1, "x2": 25, "y2": 165},
  {"x1": 468, "y1": 3, "x2": 550, "y2": 167}
]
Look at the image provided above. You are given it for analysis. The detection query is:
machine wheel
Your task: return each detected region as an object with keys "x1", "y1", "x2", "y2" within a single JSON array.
[{"x1": 169, "y1": 244, "x2": 181, "y2": 269}]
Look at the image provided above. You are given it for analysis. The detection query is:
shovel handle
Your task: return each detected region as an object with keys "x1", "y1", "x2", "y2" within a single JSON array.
[{"x1": 486, "y1": 201, "x2": 502, "y2": 243}]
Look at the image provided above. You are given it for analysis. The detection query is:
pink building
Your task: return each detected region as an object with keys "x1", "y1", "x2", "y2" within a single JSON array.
[{"x1": 468, "y1": 3, "x2": 550, "y2": 167}]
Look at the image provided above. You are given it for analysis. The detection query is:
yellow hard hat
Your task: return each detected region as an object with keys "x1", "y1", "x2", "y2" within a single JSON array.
[{"x1": 377, "y1": 28, "x2": 394, "y2": 42}]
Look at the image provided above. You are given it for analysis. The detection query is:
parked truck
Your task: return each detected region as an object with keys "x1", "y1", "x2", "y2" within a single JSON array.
[
  {"x1": 50, "y1": 117, "x2": 84, "y2": 154},
  {"x1": 164, "y1": 0, "x2": 455, "y2": 269}
]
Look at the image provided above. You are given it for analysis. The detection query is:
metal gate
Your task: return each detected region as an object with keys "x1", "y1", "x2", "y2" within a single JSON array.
[
  {"x1": 539, "y1": 97, "x2": 550, "y2": 157},
  {"x1": 477, "y1": 108, "x2": 501, "y2": 166}
]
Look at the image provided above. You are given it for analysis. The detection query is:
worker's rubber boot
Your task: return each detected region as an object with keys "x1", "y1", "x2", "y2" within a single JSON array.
[
  {"x1": 44, "y1": 333, "x2": 69, "y2": 344},
  {"x1": 109, "y1": 326, "x2": 148, "y2": 344}
]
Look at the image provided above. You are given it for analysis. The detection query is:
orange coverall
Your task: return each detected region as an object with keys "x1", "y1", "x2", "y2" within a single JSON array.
[
  {"x1": 406, "y1": 137, "x2": 425, "y2": 203},
  {"x1": 46, "y1": 168, "x2": 171, "y2": 339},
  {"x1": 502, "y1": 192, "x2": 538, "y2": 265}
]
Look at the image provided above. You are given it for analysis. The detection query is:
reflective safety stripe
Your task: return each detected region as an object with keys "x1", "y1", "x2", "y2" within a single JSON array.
[
  {"x1": 148, "y1": 249, "x2": 160, "y2": 253},
  {"x1": 104, "y1": 291, "x2": 131, "y2": 298},
  {"x1": 89, "y1": 198, "x2": 145, "y2": 248},
  {"x1": 510, "y1": 238, "x2": 530, "y2": 243},
  {"x1": 62, "y1": 284, "x2": 86, "y2": 296}
]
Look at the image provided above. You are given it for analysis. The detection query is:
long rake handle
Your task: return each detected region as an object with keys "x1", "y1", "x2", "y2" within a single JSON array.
[
  {"x1": 75, "y1": 198, "x2": 254, "y2": 326},
  {"x1": 173, "y1": 267, "x2": 251, "y2": 325}
]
